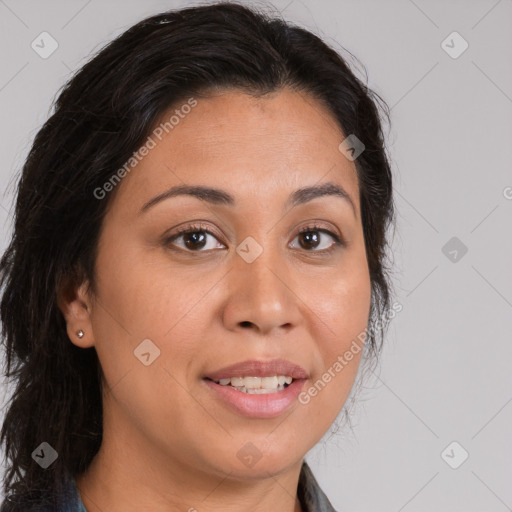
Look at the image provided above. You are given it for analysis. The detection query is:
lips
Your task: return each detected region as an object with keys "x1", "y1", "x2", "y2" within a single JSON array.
[{"x1": 203, "y1": 358, "x2": 309, "y2": 381}]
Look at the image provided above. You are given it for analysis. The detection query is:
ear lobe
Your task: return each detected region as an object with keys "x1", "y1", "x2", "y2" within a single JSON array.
[{"x1": 56, "y1": 271, "x2": 95, "y2": 348}]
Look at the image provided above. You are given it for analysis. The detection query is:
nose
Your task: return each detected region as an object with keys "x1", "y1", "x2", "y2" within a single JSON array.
[{"x1": 221, "y1": 243, "x2": 303, "y2": 336}]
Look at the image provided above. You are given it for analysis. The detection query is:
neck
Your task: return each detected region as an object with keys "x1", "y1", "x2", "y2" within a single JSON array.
[{"x1": 75, "y1": 406, "x2": 304, "y2": 512}]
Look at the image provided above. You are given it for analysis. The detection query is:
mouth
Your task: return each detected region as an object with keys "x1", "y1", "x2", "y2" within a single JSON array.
[
  {"x1": 205, "y1": 375, "x2": 295, "y2": 394},
  {"x1": 204, "y1": 358, "x2": 308, "y2": 381},
  {"x1": 203, "y1": 377, "x2": 307, "y2": 418},
  {"x1": 202, "y1": 359, "x2": 309, "y2": 418}
]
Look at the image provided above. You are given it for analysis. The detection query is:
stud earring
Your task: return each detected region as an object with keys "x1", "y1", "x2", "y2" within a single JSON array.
[{"x1": 76, "y1": 329, "x2": 84, "y2": 339}]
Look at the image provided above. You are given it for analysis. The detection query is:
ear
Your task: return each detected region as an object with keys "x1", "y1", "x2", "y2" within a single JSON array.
[{"x1": 57, "y1": 270, "x2": 95, "y2": 349}]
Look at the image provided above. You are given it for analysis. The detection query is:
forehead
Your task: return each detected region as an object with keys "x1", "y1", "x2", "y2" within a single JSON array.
[{"x1": 109, "y1": 88, "x2": 360, "y2": 215}]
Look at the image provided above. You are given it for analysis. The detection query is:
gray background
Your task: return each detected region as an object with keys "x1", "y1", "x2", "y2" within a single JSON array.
[{"x1": 1, "y1": 0, "x2": 511, "y2": 510}]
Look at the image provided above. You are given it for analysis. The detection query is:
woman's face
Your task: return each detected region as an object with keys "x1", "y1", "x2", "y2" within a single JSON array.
[{"x1": 68, "y1": 88, "x2": 371, "y2": 481}]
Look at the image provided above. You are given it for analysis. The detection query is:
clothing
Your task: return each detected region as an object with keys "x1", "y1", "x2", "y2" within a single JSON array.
[
  {"x1": 297, "y1": 461, "x2": 338, "y2": 511},
  {"x1": 1, "y1": 460, "x2": 337, "y2": 511}
]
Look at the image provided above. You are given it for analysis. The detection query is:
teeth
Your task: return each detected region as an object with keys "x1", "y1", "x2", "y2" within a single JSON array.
[
  {"x1": 244, "y1": 387, "x2": 284, "y2": 394},
  {"x1": 214, "y1": 375, "x2": 294, "y2": 392},
  {"x1": 262, "y1": 376, "x2": 278, "y2": 388},
  {"x1": 230, "y1": 377, "x2": 244, "y2": 387}
]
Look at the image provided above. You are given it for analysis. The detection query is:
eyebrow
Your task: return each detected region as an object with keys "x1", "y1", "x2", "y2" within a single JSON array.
[{"x1": 139, "y1": 181, "x2": 356, "y2": 216}]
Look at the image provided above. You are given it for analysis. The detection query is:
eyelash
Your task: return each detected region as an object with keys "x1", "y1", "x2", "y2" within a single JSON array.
[{"x1": 165, "y1": 222, "x2": 345, "y2": 254}]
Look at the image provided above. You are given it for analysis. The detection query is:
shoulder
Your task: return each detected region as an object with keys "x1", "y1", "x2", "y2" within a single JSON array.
[
  {"x1": 0, "y1": 473, "x2": 82, "y2": 512},
  {"x1": 0, "y1": 498, "x2": 50, "y2": 512}
]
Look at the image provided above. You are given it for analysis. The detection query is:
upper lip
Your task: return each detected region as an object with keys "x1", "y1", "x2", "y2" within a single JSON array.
[{"x1": 204, "y1": 358, "x2": 309, "y2": 381}]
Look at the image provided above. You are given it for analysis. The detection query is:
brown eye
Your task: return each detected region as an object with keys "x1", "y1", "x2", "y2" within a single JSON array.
[
  {"x1": 182, "y1": 231, "x2": 208, "y2": 250},
  {"x1": 298, "y1": 230, "x2": 321, "y2": 250},
  {"x1": 291, "y1": 225, "x2": 343, "y2": 252},
  {"x1": 165, "y1": 224, "x2": 226, "y2": 252}
]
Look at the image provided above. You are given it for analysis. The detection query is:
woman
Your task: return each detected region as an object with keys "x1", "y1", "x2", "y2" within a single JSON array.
[{"x1": 0, "y1": 2, "x2": 394, "y2": 511}]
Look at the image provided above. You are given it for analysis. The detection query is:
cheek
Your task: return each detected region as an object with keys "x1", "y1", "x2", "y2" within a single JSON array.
[
  {"x1": 313, "y1": 249, "x2": 372, "y2": 348},
  {"x1": 89, "y1": 255, "x2": 200, "y2": 435},
  {"x1": 93, "y1": 241, "x2": 197, "y2": 337},
  {"x1": 90, "y1": 243, "x2": 218, "y2": 389},
  {"x1": 302, "y1": 256, "x2": 371, "y2": 422}
]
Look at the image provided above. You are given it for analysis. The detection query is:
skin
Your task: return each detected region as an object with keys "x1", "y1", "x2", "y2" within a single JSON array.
[{"x1": 58, "y1": 88, "x2": 372, "y2": 512}]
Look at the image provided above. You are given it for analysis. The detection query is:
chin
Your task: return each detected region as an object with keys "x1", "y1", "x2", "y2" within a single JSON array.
[{"x1": 200, "y1": 437, "x2": 305, "y2": 480}]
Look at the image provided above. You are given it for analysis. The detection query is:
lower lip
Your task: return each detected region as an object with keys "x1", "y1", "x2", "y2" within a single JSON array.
[{"x1": 203, "y1": 378, "x2": 307, "y2": 419}]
